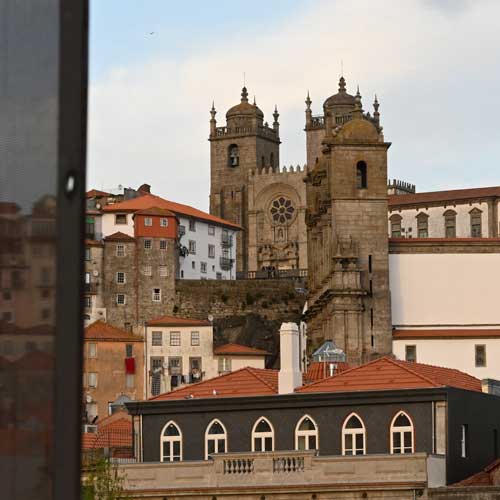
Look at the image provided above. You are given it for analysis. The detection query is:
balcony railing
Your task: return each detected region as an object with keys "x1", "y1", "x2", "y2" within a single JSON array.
[
  {"x1": 219, "y1": 257, "x2": 234, "y2": 270},
  {"x1": 221, "y1": 234, "x2": 233, "y2": 247},
  {"x1": 117, "y1": 452, "x2": 445, "y2": 494},
  {"x1": 237, "y1": 269, "x2": 308, "y2": 280}
]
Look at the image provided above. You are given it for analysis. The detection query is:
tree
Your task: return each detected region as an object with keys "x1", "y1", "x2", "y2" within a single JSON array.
[{"x1": 81, "y1": 456, "x2": 131, "y2": 500}]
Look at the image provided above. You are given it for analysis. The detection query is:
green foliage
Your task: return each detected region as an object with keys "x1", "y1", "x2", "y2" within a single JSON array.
[{"x1": 81, "y1": 457, "x2": 130, "y2": 500}]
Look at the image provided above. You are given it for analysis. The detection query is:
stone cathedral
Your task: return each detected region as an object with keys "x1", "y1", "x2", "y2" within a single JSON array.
[{"x1": 210, "y1": 78, "x2": 392, "y2": 363}]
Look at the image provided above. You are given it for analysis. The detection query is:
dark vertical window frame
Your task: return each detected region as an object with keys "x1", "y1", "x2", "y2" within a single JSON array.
[{"x1": 54, "y1": 1, "x2": 88, "y2": 499}]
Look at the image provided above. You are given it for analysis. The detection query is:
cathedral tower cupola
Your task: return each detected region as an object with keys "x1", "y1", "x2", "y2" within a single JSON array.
[{"x1": 226, "y1": 86, "x2": 264, "y2": 128}]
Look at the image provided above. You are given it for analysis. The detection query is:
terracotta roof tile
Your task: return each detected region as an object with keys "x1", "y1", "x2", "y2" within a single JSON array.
[
  {"x1": 85, "y1": 238, "x2": 103, "y2": 247},
  {"x1": 81, "y1": 417, "x2": 132, "y2": 450},
  {"x1": 104, "y1": 231, "x2": 135, "y2": 242},
  {"x1": 150, "y1": 367, "x2": 278, "y2": 401},
  {"x1": 146, "y1": 315, "x2": 211, "y2": 327},
  {"x1": 389, "y1": 186, "x2": 500, "y2": 207},
  {"x1": 297, "y1": 357, "x2": 482, "y2": 394},
  {"x1": 84, "y1": 321, "x2": 142, "y2": 341},
  {"x1": 303, "y1": 361, "x2": 351, "y2": 383},
  {"x1": 213, "y1": 343, "x2": 270, "y2": 356},
  {"x1": 394, "y1": 329, "x2": 500, "y2": 339},
  {"x1": 452, "y1": 459, "x2": 500, "y2": 486},
  {"x1": 102, "y1": 193, "x2": 241, "y2": 230},
  {"x1": 133, "y1": 206, "x2": 176, "y2": 217},
  {"x1": 86, "y1": 189, "x2": 112, "y2": 198}
]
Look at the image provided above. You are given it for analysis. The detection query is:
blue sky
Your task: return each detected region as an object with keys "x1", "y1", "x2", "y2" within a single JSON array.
[{"x1": 88, "y1": 0, "x2": 500, "y2": 210}]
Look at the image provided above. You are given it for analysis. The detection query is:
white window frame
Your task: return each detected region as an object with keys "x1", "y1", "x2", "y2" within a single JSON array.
[
  {"x1": 189, "y1": 219, "x2": 196, "y2": 232},
  {"x1": 170, "y1": 331, "x2": 181, "y2": 346},
  {"x1": 191, "y1": 331, "x2": 200, "y2": 346},
  {"x1": 88, "y1": 342, "x2": 97, "y2": 359},
  {"x1": 143, "y1": 265, "x2": 152, "y2": 276},
  {"x1": 115, "y1": 213, "x2": 127, "y2": 225},
  {"x1": 205, "y1": 419, "x2": 228, "y2": 459},
  {"x1": 251, "y1": 417, "x2": 275, "y2": 452},
  {"x1": 208, "y1": 244, "x2": 215, "y2": 258},
  {"x1": 342, "y1": 413, "x2": 366, "y2": 456},
  {"x1": 159, "y1": 265, "x2": 168, "y2": 277},
  {"x1": 151, "y1": 331, "x2": 163, "y2": 346},
  {"x1": 116, "y1": 244, "x2": 125, "y2": 257},
  {"x1": 144, "y1": 239, "x2": 152, "y2": 250},
  {"x1": 84, "y1": 295, "x2": 92, "y2": 308},
  {"x1": 152, "y1": 288, "x2": 161, "y2": 302},
  {"x1": 144, "y1": 217, "x2": 153, "y2": 227},
  {"x1": 461, "y1": 424, "x2": 468, "y2": 458},
  {"x1": 159, "y1": 239, "x2": 167, "y2": 250},
  {"x1": 295, "y1": 415, "x2": 319, "y2": 451},
  {"x1": 189, "y1": 240, "x2": 196, "y2": 254},
  {"x1": 116, "y1": 271, "x2": 126, "y2": 284},
  {"x1": 116, "y1": 294, "x2": 126, "y2": 305},
  {"x1": 160, "y1": 421, "x2": 182, "y2": 462},
  {"x1": 201, "y1": 262, "x2": 207, "y2": 274},
  {"x1": 208, "y1": 225, "x2": 215, "y2": 235},
  {"x1": 390, "y1": 411, "x2": 414, "y2": 454},
  {"x1": 88, "y1": 372, "x2": 98, "y2": 388},
  {"x1": 160, "y1": 218, "x2": 168, "y2": 227}
]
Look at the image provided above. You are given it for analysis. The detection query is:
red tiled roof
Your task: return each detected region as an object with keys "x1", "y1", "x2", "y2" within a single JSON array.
[
  {"x1": 146, "y1": 315, "x2": 211, "y2": 327},
  {"x1": 394, "y1": 329, "x2": 500, "y2": 339},
  {"x1": 104, "y1": 231, "x2": 135, "y2": 242},
  {"x1": 213, "y1": 343, "x2": 270, "y2": 356},
  {"x1": 452, "y1": 458, "x2": 500, "y2": 486},
  {"x1": 133, "y1": 206, "x2": 176, "y2": 217},
  {"x1": 102, "y1": 193, "x2": 241, "y2": 230},
  {"x1": 86, "y1": 189, "x2": 112, "y2": 198},
  {"x1": 150, "y1": 367, "x2": 278, "y2": 401},
  {"x1": 84, "y1": 321, "x2": 142, "y2": 341},
  {"x1": 81, "y1": 417, "x2": 132, "y2": 450},
  {"x1": 303, "y1": 361, "x2": 351, "y2": 383},
  {"x1": 389, "y1": 186, "x2": 500, "y2": 207},
  {"x1": 0, "y1": 202, "x2": 21, "y2": 214},
  {"x1": 296, "y1": 357, "x2": 482, "y2": 394},
  {"x1": 85, "y1": 238, "x2": 103, "y2": 247}
]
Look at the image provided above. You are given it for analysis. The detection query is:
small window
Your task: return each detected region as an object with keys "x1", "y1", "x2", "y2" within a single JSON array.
[
  {"x1": 228, "y1": 144, "x2": 239, "y2": 167},
  {"x1": 475, "y1": 344, "x2": 486, "y2": 367},
  {"x1": 216, "y1": 272, "x2": 222, "y2": 280},
  {"x1": 116, "y1": 271, "x2": 126, "y2": 284},
  {"x1": 191, "y1": 331, "x2": 200, "y2": 346},
  {"x1": 169, "y1": 356, "x2": 182, "y2": 374},
  {"x1": 252, "y1": 417, "x2": 274, "y2": 452},
  {"x1": 189, "y1": 240, "x2": 196, "y2": 254},
  {"x1": 85, "y1": 247, "x2": 91, "y2": 261},
  {"x1": 461, "y1": 424, "x2": 468, "y2": 458},
  {"x1": 178, "y1": 225, "x2": 186, "y2": 236},
  {"x1": 115, "y1": 214, "x2": 127, "y2": 225},
  {"x1": 126, "y1": 374, "x2": 135, "y2": 389},
  {"x1": 342, "y1": 413, "x2": 366, "y2": 455},
  {"x1": 152, "y1": 288, "x2": 161, "y2": 302},
  {"x1": 144, "y1": 239, "x2": 152, "y2": 250},
  {"x1": 191, "y1": 261, "x2": 196, "y2": 270},
  {"x1": 160, "y1": 218, "x2": 168, "y2": 227},
  {"x1": 208, "y1": 244, "x2": 215, "y2": 258},
  {"x1": 143, "y1": 265, "x2": 152, "y2": 276},
  {"x1": 390, "y1": 214, "x2": 402, "y2": 238},
  {"x1": 170, "y1": 331, "x2": 181, "y2": 346},
  {"x1": 356, "y1": 161, "x2": 367, "y2": 189},
  {"x1": 161, "y1": 421, "x2": 182, "y2": 462},
  {"x1": 208, "y1": 225, "x2": 215, "y2": 235},
  {"x1": 84, "y1": 296, "x2": 91, "y2": 308},
  {"x1": 144, "y1": 217, "x2": 153, "y2": 227},
  {"x1": 88, "y1": 372, "x2": 98, "y2": 388},
  {"x1": 295, "y1": 416, "x2": 318, "y2": 451},
  {"x1": 160, "y1": 239, "x2": 167, "y2": 250},
  {"x1": 152, "y1": 331, "x2": 163, "y2": 346},
  {"x1": 390, "y1": 411, "x2": 414, "y2": 454},
  {"x1": 405, "y1": 345, "x2": 417, "y2": 362},
  {"x1": 201, "y1": 262, "x2": 207, "y2": 274},
  {"x1": 116, "y1": 244, "x2": 125, "y2": 257},
  {"x1": 116, "y1": 294, "x2": 126, "y2": 305},
  {"x1": 126, "y1": 344, "x2": 133, "y2": 358},
  {"x1": 205, "y1": 419, "x2": 227, "y2": 459},
  {"x1": 88, "y1": 343, "x2": 97, "y2": 359},
  {"x1": 416, "y1": 213, "x2": 429, "y2": 238},
  {"x1": 444, "y1": 210, "x2": 457, "y2": 238},
  {"x1": 218, "y1": 357, "x2": 231, "y2": 373},
  {"x1": 159, "y1": 265, "x2": 168, "y2": 277},
  {"x1": 470, "y1": 208, "x2": 482, "y2": 237},
  {"x1": 189, "y1": 219, "x2": 196, "y2": 232}
]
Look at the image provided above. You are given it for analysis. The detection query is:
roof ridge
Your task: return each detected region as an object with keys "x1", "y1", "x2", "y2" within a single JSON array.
[
  {"x1": 246, "y1": 367, "x2": 279, "y2": 392},
  {"x1": 383, "y1": 357, "x2": 442, "y2": 388},
  {"x1": 392, "y1": 357, "x2": 481, "y2": 381}
]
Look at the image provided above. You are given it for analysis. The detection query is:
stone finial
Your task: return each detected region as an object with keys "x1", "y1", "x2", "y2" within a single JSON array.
[
  {"x1": 353, "y1": 86, "x2": 363, "y2": 116},
  {"x1": 253, "y1": 95, "x2": 257, "y2": 106},
  {"x1": 241, "y1": 86, "x2": 249, "y2": 103},
  {"x1": 210, "y1": 101, "x2": 216, "y2": 120},
  {"x1": 373, "y1": 94, "x2": 380, "y2": 124},
  {"x1": 273, "y1": 104, "x2": 279, "y2": 122},
  {"x1": 305, "y1": 90, "x2": 312, "y2": 110},
  {"x1": 338, "y1": 76, "x2": 347, "y2": 93}
]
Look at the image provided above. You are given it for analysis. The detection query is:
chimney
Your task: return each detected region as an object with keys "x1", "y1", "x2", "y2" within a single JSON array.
[
  {"x1": 279, "y1": 322, "x2": 302, "y2": 394},
  {"x1": 138, "y1": 183, "x2": 151, "y2": 194}
]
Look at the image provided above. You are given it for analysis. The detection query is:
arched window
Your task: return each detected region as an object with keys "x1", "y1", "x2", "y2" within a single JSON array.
[
  {"x1": 443, "y1": 210, "x2": 457, "y2": 238},
  {"x1": 470, "y1": 208, "x2": 482, "y2": 237},
  {"x1": 390, "y1": 411, "x2": 414, "y2": 454},
  {"x1": 390, "y1": 214, "x2": 402, "y2": 238},
  {"x1": 342, "y1": 413, "x2": 366, "y2": 455},
  {"x1": 205, "y1": 419, "x2": 227, "y2": 459},
  {"x1": 356, "y1": 161, "x2": 367, "y2": 189},
  {"x1": 251, "y1": 417, "x2": 274, "y2": 452},
  {"x1": 416, "y1": 212, "x2": 429, "y2": 238},
  {"x1": 160, "y1": 421, "x2": 182, "y2": 462},
  {"x1": 228, "y1": 144, "x2": 239, "y2": 167},
  {"x1": 295, "y1": 415, "x2": 318, "y2": 451}
]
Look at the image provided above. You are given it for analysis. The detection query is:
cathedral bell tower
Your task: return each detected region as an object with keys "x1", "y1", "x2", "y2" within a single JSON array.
[
  {"x1": 209, "y1": 87, "x2": 281, "y2": 273},
  {"x1": 304, "y1": 77, "x2": 391, "y2": 364}
]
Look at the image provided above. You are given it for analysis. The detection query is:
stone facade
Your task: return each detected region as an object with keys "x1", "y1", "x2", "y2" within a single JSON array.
[
  {"x1": 209, "y1": 87, "x2": 307, "y2": 273},
  {"x1": 304, "y1": 77, "x2": 392, "y2": 363}
]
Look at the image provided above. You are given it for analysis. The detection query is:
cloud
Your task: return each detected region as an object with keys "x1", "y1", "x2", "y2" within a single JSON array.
[{"x1": 88, "y1": 0, "x2": 500, "y2": 210}]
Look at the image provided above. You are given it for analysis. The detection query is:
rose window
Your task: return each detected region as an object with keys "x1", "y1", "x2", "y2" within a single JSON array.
[{"x1": 270, "y1": 197, "x2": 295, "y2": 224}]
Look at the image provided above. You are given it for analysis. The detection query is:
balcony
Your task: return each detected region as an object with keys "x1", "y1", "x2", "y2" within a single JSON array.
[
  {"x1": 84, "y1": 282, "x2": 99, "y2": 294},
  {"x1": 237, "y1": 269, "x2": 308, "y2": 280},
  {"x1": 219, "y1": 256, "x2": 234, "y2": 270},
  {"x1": 117, "y1": 452, "x2": 445, "y2": 495},
  {"x1": 221, "y1": 234, "x2": 233, "y2": 247}
]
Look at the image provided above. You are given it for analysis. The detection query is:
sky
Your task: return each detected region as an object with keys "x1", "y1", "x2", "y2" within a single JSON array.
[{"x1": 87, "y1": 0, "x2": 500, "y2": 211}]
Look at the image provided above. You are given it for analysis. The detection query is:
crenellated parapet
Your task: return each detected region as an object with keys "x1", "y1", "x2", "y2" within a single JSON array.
[
  {"x1": 249, "y1": 164, "x2": 308, "y2": 177},
  {"x1": 387, "y1": 179, "x2": 416, "y2": 195}
]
